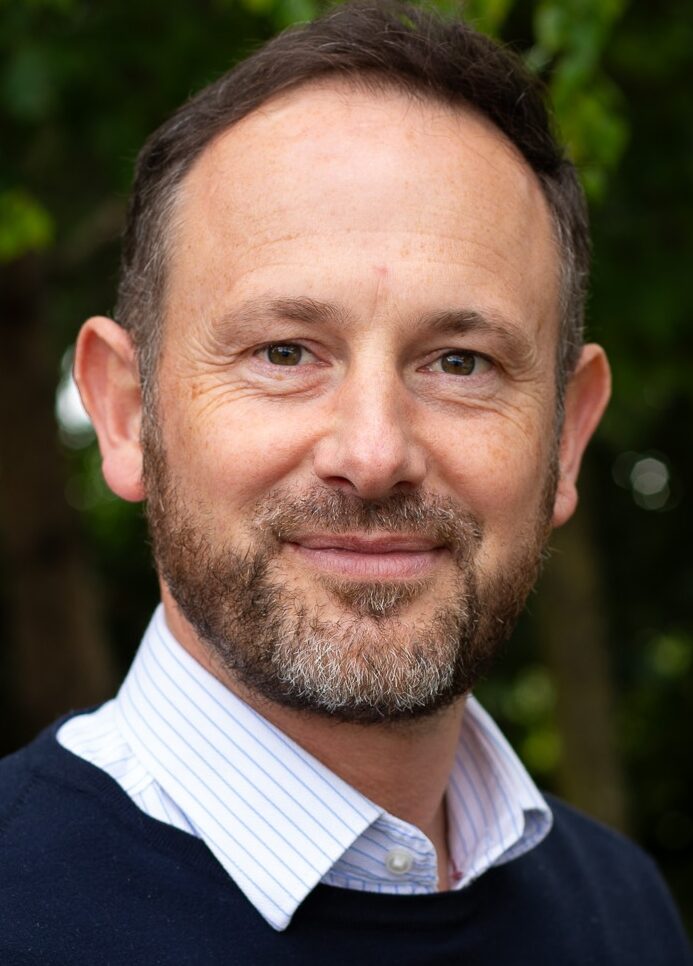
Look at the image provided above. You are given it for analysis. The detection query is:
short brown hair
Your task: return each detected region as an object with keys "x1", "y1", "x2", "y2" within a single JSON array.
[{"x1": 115, "y1": 0, "x2": 589, "y2": 407}]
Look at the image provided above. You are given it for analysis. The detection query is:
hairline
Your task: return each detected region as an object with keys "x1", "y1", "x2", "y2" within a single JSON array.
[{"x1": 134, "y1": 72, "x2": 580, "y2": 426}]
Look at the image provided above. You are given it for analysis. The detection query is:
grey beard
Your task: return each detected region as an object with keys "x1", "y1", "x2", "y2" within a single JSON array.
[{"x1": 144, "y1": 471, "x2": 546, "y2": 723}]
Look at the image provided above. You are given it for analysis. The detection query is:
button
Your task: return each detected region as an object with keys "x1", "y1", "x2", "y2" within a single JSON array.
[{"x1": 385, "y1": 847, "x2": 414, "y2": 876}]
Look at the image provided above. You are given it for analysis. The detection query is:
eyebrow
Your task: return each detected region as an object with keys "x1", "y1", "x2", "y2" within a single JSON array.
[
  {"x1": 212, "y1": 296, "x2": 536, "y2": 366},
  {"x1": 212, "y1": 296, "x2": 350, "y2": 339},
  {"x1": 418, "y1": 308, "x2": 537, "y2": 368}
]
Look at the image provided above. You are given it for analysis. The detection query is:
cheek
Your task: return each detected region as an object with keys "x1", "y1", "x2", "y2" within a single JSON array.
[
  {"x1": 433, "y1": 419, "x2": 553, "y2": 541},
  {"x1": 169, "y1": 401, "x2": 319, "y2": 508}
]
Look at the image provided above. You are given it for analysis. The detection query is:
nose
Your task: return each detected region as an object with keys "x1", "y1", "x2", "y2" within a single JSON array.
[{"x1": 312, "y1": 364, "x2": 427, "y2": 500}]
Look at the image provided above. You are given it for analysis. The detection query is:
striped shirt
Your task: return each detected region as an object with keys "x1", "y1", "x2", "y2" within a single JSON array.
[{"x1": 58, "y1": 605, "x2": 552, "y2": 931}]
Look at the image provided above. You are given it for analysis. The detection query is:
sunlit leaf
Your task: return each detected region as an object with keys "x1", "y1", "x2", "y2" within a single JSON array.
[
  {"x1": 459, "y1": 0, "x2": 514, "y2": 35},
  {"x1": 0, "y1": 188, "x2": 54, "y2": 261}
]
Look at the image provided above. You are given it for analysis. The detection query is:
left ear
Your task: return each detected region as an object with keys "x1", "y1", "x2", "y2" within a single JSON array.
[{"x1": 552, "y1": 343, "x2": 611, "y2": 527}]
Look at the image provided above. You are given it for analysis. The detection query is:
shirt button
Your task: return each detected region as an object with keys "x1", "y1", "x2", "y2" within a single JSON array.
[{"x1": 385, "y1": 847, "x2": 414, "y2": 876}]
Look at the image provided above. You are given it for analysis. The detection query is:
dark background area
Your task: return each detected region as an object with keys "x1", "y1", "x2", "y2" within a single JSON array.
[{"x1": 1, "y1": 0, "x2": 691, "y2": 933}]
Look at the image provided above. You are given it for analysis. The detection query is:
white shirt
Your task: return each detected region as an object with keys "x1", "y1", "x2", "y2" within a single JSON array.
[{"x1": 58, "y1": 606, "x2": 552, "y2": 931}]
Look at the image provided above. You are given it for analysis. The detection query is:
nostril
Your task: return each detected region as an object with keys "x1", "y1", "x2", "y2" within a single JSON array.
[
  {"x1": 320, "y1": 475, "x2": 360, "y2": 494},
  {"x1": 391, "y1": 479, "x2": 418, "y2": 493}
]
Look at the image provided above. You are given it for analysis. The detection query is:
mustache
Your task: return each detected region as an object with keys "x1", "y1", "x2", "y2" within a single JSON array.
[{"x1": 253, "y1": 487, "x2": 484, "y2": 564}]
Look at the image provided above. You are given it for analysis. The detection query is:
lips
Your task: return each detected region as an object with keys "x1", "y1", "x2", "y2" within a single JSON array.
[
  {"x1": 289, "y1": 534, "x2": 442, "y2": 553},
  {"x1": 285, "y1": 533, "x2": 446, "y2": 579}
]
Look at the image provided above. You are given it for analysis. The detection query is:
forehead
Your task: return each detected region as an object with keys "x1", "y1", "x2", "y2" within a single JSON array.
[{"x1": 165, "y1": 81, "x2": 560, "y2": 347}]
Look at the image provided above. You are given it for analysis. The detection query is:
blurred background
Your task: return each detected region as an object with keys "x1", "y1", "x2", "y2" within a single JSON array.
[{"x1": 1, "y1": 0, "x2": 692, "y2": 932}]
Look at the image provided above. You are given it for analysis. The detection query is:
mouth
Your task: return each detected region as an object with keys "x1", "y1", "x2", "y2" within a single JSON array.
[{"x1": 284, "y1": 533, "x2": 448, "y2": 580}]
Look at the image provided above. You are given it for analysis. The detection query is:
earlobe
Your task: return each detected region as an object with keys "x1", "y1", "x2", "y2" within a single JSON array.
[
  {"x1": 552, "y1": 344, "x2": 611, "y2": 527},
  {"x1": 74, "y1": 316, "x2": 145, "y2": 503}
]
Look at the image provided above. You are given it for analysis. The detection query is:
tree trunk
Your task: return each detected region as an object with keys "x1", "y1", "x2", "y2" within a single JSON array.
[
  {"x1": 0, "y1": 255, "x2": 116, "y2": 750},
  {"x1": 536, "y1": 486, "x2": 628, "y2": 831}
]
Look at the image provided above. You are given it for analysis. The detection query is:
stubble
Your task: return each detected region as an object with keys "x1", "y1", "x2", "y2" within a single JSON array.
[{"x1": 143, "y1": 420, "x2": 554, "y2": 723}]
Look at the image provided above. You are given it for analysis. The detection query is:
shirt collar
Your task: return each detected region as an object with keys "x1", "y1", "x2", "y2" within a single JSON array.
[{"x1": 115, "y1": 606, "x2": 551, "y2": 930}]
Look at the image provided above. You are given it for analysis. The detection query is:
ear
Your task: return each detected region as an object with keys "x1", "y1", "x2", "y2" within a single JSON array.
[
  {"x1": 74, "y1": 316, "x2": 145, "y2": 502},
  {"x1": 552, "y1": 343, "x2": 611, "y2": 527}
]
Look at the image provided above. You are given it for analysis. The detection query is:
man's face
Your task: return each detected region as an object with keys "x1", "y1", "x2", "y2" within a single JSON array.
[{"x1": 145, "y1": 83, "x2": 563, "y2": 721}]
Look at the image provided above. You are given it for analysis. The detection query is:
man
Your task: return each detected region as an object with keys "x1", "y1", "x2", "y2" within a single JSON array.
[{"x1": 1, "y1": 2, "x2": 690, "y2": 962}]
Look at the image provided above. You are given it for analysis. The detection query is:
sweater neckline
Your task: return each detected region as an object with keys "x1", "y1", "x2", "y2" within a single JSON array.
[{"x1": 27, "y1": 712, "x2": 490, "y2": 927}]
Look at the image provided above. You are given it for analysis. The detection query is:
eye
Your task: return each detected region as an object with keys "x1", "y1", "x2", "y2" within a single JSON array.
[
  {"x1": 262, "y1": 343, "x2": 307, "y2": 366},
  {"x1": 430, "y1": 351, "x2": 491, "y2": 376}
]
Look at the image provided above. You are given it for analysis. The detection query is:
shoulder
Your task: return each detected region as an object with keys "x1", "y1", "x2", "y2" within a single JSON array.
[
  {"x1": 0, "y1": 713, "x2": 132, "y2": 860},
  {"x1": 470, "y1": 794, "x2": 692, "y2": 963},
  {"x1": 1, "y1": 718, "x2": 187, "y2": 906},
  {"x1": 0, "y1": 721, "x2": 241, "y2": 962},
  {"x1": 538, "y1": 793, "x2": 672, "y2": 900},
  {"x1": 0, "y1": 720, "x2": 64, "y2": 830},
  {"x1": 0, "y1": 714, "x2": 212, "y2": 880},
  {"x1": 0, "y1": 718, "x2": 99, "y2": 917},
  {"x1": 525, "y1": 794, "x2": 692, "y2": 960},
  {"x1": 545, "y1": 793, "x2": 665, "y2": 883}
]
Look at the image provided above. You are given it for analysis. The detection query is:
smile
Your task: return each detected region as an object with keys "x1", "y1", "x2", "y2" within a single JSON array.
[{"x1": 285, "y1": 534, "x2": 448, "y2": 580}]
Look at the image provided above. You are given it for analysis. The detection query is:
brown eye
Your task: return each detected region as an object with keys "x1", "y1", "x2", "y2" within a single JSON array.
[
  {"x1": 439, "y1": 351, "x2": 477, "y2": 375},
  {"x1": 266, "y1": 344, "x2": 303, "y2": 366}
]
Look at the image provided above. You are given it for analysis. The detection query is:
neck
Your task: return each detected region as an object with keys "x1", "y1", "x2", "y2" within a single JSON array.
[
  {"x1": 163, "y1": 597, "x2": 464, "y2": 889},
  {"x1": 256, "y1": 698, "x2": 462, "y2": 891}
]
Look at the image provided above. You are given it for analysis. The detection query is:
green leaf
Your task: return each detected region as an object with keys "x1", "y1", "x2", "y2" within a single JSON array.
[
  {"x1": 534, "y1": 2, "x2": 570, "y2": 53},
  {"x1": 268, "y1": 0, "x2": 320, "y2": 28},
  {"x1": 0, "y1": 188, "x2": 54, "y2": 262},
  {"x1": 459, "y1": 0, "x2": 515, "y2": 35}
]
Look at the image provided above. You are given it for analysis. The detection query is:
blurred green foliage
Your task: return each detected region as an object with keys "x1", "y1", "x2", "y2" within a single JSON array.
[
  {"x1": 530, "y1": 0, "x2": 630, "y2": 198},
  {"x1": 2, "y1": 0, "x2": 692, "y2": 930},
  {"x1": 0, "y1": 188, "x2": 53, "y2": 261}
]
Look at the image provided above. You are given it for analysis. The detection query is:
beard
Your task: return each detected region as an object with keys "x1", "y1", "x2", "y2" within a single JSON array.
[{"x1": 143, "y1": 424, "x2": 555, "y2": 725}]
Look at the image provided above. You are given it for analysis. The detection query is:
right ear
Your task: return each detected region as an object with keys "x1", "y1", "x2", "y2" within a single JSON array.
[{"x1": 74, "y1": 316, "x2": 145, "y2": 502}]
